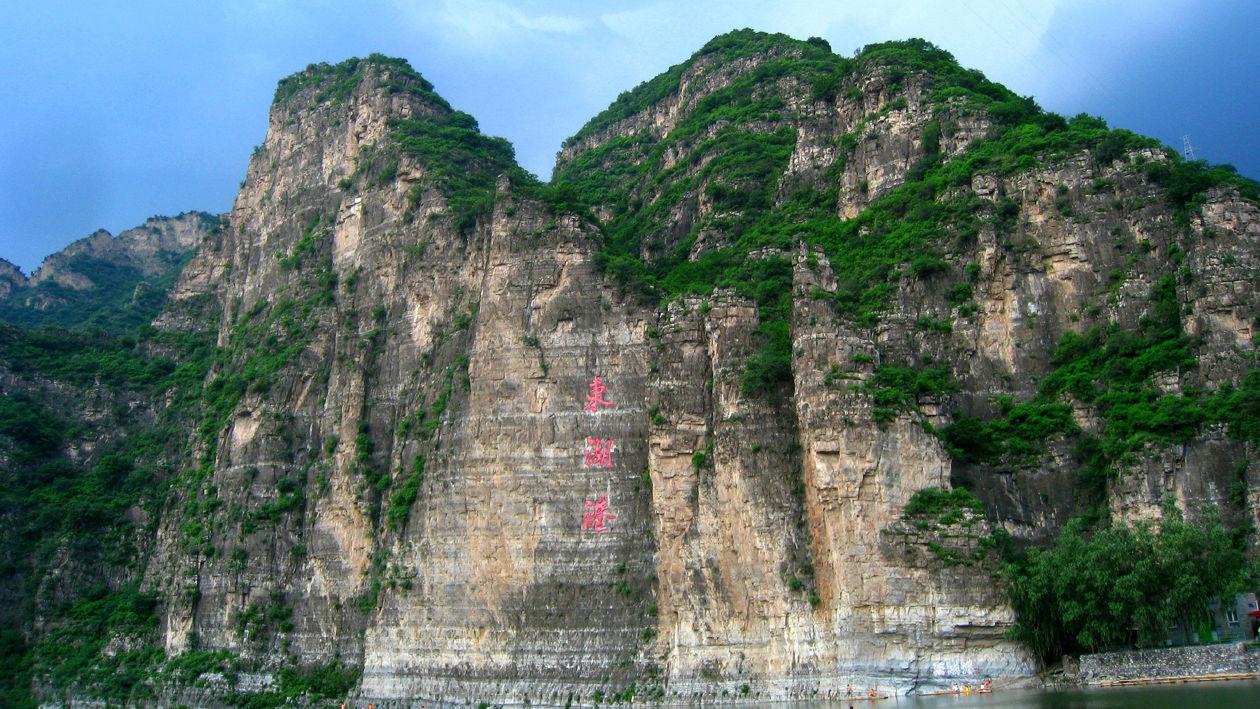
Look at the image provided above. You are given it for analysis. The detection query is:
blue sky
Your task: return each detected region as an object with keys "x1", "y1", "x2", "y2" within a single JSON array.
[{"x1": 1, "y1": 1, "x2": 1256, "y2": 274}]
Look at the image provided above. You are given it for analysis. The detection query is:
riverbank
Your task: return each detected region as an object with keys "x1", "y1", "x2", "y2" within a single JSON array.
[{"x1": 1075, "y1": 642, "x2": 1260, "y2": 685}]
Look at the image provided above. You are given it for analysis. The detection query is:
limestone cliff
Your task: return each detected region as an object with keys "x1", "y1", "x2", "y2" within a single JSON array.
[
  {"x1": 6, "y1": 32, "x2": 1260, "y2": 708},
  {"x1": 145, "y1": 56, "x2": 661, "y2": 704}
]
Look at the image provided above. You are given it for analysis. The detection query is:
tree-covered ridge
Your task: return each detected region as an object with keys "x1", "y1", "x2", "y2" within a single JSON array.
[
  {"x1": 0, "y1": 212, "x2": 218, "y2": 335},
  {"x1": 555, "y1": 32, "x2": 1196, "y2": 395},
  {"x1": 556, "y1": 29, "x2": 846, "y2": 211},
  {"x1": 273, "y1": 53, "x2": 448, "y2": 109},
  {"x1": 563, "y1": 29, "x2": 844, "y2": 149},
  {"x1": 391, "y1": 111, "x2": 530, "y2": 232}
]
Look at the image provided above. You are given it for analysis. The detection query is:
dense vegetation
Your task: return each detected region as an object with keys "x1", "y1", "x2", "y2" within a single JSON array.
[
  {"x1": 943, "y1": 273, "x2": 1260, "y2": 499},
  {"x1": 1005, "y1": 508, "x2": 1258, "y2": 662},
  {"x1": 0, "y1": 251, "x2": 198, "y2": 335},
  {"x1": 392, "y1": 110, "x2": 527, "y2": 232},
  {"x1": 0, "y1": 319, "x2": 216, "y2": 707},
  {"x1": 274, "y1": 53, "x2": 438, "y2": 106}
]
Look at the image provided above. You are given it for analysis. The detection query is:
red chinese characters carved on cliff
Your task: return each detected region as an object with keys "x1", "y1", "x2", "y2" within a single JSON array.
[
  {"x1": 584, "y1": 438, "x2": 614, "y2": 467},
  {"x1": 583, "y1": 495, "x2": 616, "y2": 532},
  {"x1": 581, "y1": 376, "x2": 614, "y2": 532},
  {"x1": 583, "y1": 376, "x2": 614, "y2": 412}
]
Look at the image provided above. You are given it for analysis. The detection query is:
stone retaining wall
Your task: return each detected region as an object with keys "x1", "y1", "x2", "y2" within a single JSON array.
[{"x1": 1077, "y1": 642, "x2": 1260, "y2": 683}]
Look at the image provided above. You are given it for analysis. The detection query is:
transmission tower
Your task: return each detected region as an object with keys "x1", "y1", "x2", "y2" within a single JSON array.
[{"x1": 1182, "y1": 134, "x2": 1196, "y2": 161}]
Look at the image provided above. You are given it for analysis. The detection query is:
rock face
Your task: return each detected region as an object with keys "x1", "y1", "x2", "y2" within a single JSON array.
[
  {"x1": 146, "y1": 57, "x2": 664, "y2": 704},
  {"x1": 10, "y1": 34, "x2": 1260, "y2": 706},
  {"x1": 0, "y1": 259, "x2": 25, "y2": 299}
]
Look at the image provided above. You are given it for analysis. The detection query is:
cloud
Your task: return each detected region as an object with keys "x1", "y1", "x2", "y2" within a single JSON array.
[
  {"x1": 594, "y1": 0, "x2": 1080, "y2": 71},
  {"x1": 419, "y1": 0, "x2": 585, "y2": 47},
  {"x1": 516, "y1": 13, "x2": 584, "y2": 34}
]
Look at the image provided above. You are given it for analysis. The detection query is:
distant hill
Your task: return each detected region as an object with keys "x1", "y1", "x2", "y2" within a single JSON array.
[{"x1": 0, "y1": 211, "x2": 219, "y2": 333}]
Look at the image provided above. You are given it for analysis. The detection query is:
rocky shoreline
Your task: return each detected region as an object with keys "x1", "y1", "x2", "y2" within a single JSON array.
[{"x1": 1073, "y1": 642, "x2": 1260, "y2": 685}]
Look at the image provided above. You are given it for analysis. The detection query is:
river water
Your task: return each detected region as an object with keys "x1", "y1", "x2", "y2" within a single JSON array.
[{"x1": 799, "y1": 680, "x2": 1260, "y2": 709}]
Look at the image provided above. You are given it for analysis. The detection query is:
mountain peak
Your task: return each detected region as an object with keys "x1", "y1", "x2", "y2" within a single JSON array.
[{"x1": 272, "y1": 53, "x2": 452, "y2": 115}]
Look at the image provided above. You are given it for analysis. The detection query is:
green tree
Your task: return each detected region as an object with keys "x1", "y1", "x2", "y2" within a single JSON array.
[{"x1": 1005, "y1": 511, "x2": 1255, "y2": 662}]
